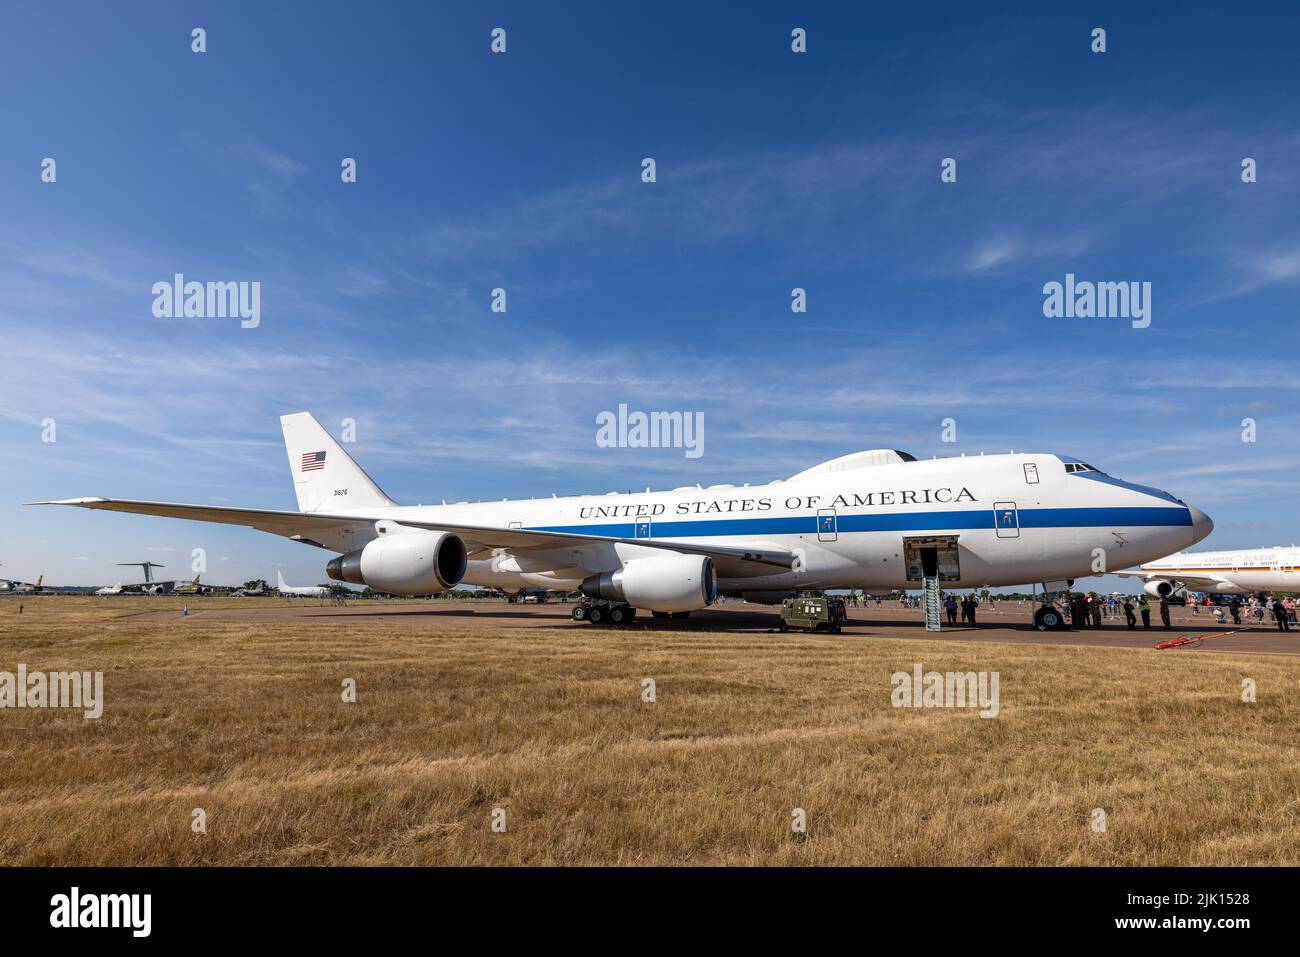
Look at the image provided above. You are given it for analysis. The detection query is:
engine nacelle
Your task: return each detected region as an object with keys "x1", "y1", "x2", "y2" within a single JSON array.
[
  {"x1": 327, "y1": 530, "x2": 467, "y2": 596},
  {"x1": 581, "y1": 554, "x2": 716, "y2": 613},
  {"x1": 1144, "y1": 580, "x2": 1174, "y2": 598}
]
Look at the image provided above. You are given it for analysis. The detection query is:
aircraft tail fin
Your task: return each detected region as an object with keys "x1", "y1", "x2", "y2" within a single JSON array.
[
  {"x1": 34, "y1": 575, "x2": 42, "y2": 589},
  {"x1": 280, "y1": 412, "x2": 396, "y2": 513},
  {"x1": 277, "y1": 569, "x2": 287, "y2": 590}
]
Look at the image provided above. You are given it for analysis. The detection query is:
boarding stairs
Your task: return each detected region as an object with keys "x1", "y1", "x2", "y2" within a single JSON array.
[{"x1": 923, "y1": 576, "x2": 942, "y2": 632}]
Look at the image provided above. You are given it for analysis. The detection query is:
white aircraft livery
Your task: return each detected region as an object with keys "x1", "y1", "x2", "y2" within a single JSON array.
[
  {"x1": 1117, "y1": 546, "x2": 1300, "y2": 597},
  {"x1": 277, "y1": 570, "x2": 329, "y2": 598},
  {"x1": 32, "y1": 413, "x2": 1213, "y2": 628}
]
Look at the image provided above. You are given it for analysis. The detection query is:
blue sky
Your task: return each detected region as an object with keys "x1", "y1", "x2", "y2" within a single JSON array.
[{"x1": 1, "y1": 1, "x2": 1297, "y2": 587}]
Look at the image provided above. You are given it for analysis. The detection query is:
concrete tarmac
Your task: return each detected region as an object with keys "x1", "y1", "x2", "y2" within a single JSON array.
[{"x1": 137, "y1": 599, "x2": 1300, "y2": 655}]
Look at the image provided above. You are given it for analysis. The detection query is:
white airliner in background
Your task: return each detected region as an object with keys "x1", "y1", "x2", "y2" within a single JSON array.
[
  {"x1": 1117, "y1": 546, "x2": 1300, "y2": 597},
  {"x1": 276, "y1": 570, "x2": 330, "y2": 598},
  {"x1": 33, "y1": 412, "x2": 1213, "y2": 629}
]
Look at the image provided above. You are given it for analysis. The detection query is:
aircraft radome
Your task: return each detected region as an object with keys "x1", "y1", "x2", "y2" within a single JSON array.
[{"x1": 31, "y1": 413, "x2": 1213, "y2": 629}]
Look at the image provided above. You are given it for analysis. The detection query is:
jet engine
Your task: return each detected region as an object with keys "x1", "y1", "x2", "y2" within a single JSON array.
[
  {"x1": 1143, "y1": 580, "x2": 1174, "y2": 598},
  {"x1": 326, "y1": 530, "x2": 467, "y2": 596},
  {"x1": 581, "y1": 554, "x2": 716, "y2": 613}
]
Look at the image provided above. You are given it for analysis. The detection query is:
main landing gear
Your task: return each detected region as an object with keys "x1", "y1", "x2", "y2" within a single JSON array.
[{"x1": 572, "y1": 600, "x2": 638, "y2": 626}]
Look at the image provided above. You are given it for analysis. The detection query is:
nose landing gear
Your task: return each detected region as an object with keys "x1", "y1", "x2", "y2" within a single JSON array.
[
  {"x1": 1032, "y1": 581, "x2": 1074, "y2": 631},
  {"x1": 1033, "y1": 606, "x2": 1065, "y2": 631}
]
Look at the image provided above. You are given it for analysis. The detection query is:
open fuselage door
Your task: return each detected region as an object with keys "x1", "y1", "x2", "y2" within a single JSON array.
[{"x1": 904, "y1": 536, "x2": 961, "y2": 583}]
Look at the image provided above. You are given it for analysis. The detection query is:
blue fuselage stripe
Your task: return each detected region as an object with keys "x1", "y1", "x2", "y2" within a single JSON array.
[{"x1": 530, "y1": 506, "x2": 1191, "y2": 539}]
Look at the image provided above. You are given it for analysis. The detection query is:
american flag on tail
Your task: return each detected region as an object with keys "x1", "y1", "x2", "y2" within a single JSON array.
[{"x1": 301, "y1": 451, "x2": 327, "y2": 472}]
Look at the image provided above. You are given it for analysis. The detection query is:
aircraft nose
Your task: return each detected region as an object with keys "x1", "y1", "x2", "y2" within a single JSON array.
[{"x1": 1188, "y1": 505, "x2": 1214, "y2": 545}]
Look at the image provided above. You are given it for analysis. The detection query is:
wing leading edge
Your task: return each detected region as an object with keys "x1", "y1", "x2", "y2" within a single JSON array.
[{"x1": 28, "y1": 497, "x2": 795, "y2": 574}]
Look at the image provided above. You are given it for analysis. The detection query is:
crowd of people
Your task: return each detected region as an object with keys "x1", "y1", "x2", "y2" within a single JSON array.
[
  {"x1": 1060, "y1": 591, "x2": 1295, "y2": 631},
  {"x1": 837, "y1": 588, "x2": 1296, "y2": 632},
  {"x1": 940, "y1": 593, "x2": 987, "y2": 625}
]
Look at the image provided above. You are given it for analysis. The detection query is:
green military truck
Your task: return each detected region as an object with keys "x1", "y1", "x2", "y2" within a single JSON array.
[{"x1": 779, "y1": 594, "x2": 847, "y2": 633}]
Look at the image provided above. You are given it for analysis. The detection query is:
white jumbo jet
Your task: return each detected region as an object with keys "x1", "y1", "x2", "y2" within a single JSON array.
[
  {"x1": 1115, "y1": 546, "x2": 1300, "y2": 598},
  {"x1": 276, "y1": 569, "x2": 330, "y2": 598},
  {"x1": 31, "y1": 413, "x2": 1213, "y2": 629}
]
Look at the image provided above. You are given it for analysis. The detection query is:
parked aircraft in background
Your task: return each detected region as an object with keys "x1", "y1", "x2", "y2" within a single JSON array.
[
  {"x1": 0, "y1": 569, "x2": 43, "y2": 595},
  {"x1": 490, "y1": 587, "x2": 552, "y2": 603},
  {"x1": 276, "y1": 570, "x2": 329, "y2": 598},
  {"x1": 100, "y1": 556, "x2": 172, "y2": 595},
  {"x1": 236, "y1": 581, "x2": 268, "y2": 597},
  {"x1": 34, "y1": 412, "x2": 1213, "y2": 630},
  {"x1": 1116, "y1": 545, "x2": 1300, "y2": 597},
  {"x1": 173, "y1": 575, "x2": 211, "y2": 596}
]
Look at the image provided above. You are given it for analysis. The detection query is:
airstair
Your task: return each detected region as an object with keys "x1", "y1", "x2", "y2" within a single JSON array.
[{"x1": 922, "y1": 576, "x2": 942, "y2": 631}]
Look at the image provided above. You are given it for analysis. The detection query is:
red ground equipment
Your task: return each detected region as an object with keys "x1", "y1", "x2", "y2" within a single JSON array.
[{"x1": 1154, "y1": 630, "x2": 1240, "y2": 650}]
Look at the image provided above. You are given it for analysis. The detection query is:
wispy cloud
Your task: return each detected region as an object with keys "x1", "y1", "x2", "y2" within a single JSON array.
[{"x1": 237, "y1": 145, "x2": 306, "y2": 176}]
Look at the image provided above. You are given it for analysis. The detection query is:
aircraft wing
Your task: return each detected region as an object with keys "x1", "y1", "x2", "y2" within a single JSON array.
[
  {"x1": 398, "y1": 520, "x2": 795, "y2": 575},
  {"x1": 29, "y1": 497, "x2": 795, "y2": 575},
  {"x1": 29, "y1": 497, "x2": 363, "y2": 541}
]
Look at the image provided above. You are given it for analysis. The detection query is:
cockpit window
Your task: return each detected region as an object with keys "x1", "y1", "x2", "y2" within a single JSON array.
[{"x1": 1064, "y1": 463, "x2": 1099, "y2": 473}]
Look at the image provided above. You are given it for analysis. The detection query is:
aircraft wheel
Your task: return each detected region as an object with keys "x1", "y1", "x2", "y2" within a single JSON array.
[
  {"x1": 624, "y1": 607, "x2": 636, "y2": 623},
  {"x1": 1034, "y1": 607, "x2": 1064, "y2": 631},
  {"x1": 588, "y1": 605, "x2": 606, "y2": 625},
  {"x1": 572, "y1": 604, "x2": 589, "y2": 622},
  {"x1": 778, "y1": 620, "x2": 789, "y2": 632},
  {"x1": 609, "y1": 605, "x2": 628, "y2": 625}
]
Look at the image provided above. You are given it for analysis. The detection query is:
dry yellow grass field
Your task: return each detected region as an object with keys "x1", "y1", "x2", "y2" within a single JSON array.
[{"x1": 2, "y1": 595, "x2": 1298, "y2": 866}]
